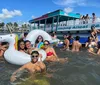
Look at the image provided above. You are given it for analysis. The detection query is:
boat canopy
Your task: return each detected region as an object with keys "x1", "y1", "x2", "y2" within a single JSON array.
[{"x1": 29, "y1": 9, "x2": 81, "y2": 24}]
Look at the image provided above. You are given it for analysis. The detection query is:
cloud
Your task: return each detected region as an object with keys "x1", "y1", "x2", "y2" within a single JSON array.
[
  {"x1": 64, "y1": 7, "x2": 73, "y2": 13},
  {"x1": 52, "y1": 0, "x2": 100, "y2": 7},
  {"x1": 0, "y1": 8, "x2": 22, "y2": 20},
  {"x1": 32, "y1": 15, "x2": 35, "y2": 19}
]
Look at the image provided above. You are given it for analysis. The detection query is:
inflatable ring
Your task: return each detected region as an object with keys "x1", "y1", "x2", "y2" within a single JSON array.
[{"x1": 26, "y1": 29, "x2": 52, "y2": 47}]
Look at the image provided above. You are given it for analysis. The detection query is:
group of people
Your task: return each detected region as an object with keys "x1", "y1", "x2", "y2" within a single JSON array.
[
  {"x1": 0, "y1": 27, "x2": 100, "y2": 82},
  {"x1": 85, "y1": 26, "x2": 100, "y2": 55},
  {"x1": 61, "y1": 34, "x2": 82, "y2": 52},
  {"x1": 61, "y1": 26, "x2": 100, "y2": 55},
  {"x1": 0, "y1": 32, "x2": 66, "y2": 82},
  {"x1": 80, "y1": 13, "x2": 96, "y2": 24}
]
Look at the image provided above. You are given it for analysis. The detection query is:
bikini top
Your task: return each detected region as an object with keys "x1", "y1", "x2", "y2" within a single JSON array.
[{"x1": 47, "y1": 52, "x2": 54, "y2": 56}]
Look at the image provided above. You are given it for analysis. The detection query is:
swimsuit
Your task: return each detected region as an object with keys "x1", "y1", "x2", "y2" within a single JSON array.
[
  {"x1": 88, "y1": 42, "x2": 95, "y2": 48},
  {"x1": 47, "y1": 52, "x2": 54, "y2": 56}
]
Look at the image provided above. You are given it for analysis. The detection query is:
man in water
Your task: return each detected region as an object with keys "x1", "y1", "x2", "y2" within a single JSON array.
[
  {"x1": 10, "y1": 51, "x2": 46, "y2": 82},
  {"x1": 72, "y1": 36, "x2": 82, "y2": 52}
]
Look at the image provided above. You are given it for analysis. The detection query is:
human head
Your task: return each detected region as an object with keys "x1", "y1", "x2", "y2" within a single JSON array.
[
  {"x1": 86, "y1": 14, "x2": 88, "y2": 16},
  {"x1": 63, "y1": 34, "x2": 68, "y2": 39},
  {"x1": 35, "y1": 35, "x2": 44, "y2": 45},
  {"x1": 43, "y1": 40, "x2": 50, "y2": 49},
  {"x1": 92, "y1": 13, "x2": 95, "y2": 16},
  {"x1": 1, "y1": 42, "x2": 9, "y2": 51},
  {"x1": 31, "y1": 51, "x2": 39, "y2": 63},
  {"x1": 75, "y1": 36, "x2": 80, "y2": 41},
  {"x1": 24, "y1": 32, "x2": 28, "y2": 37},
  {"x1": 18, "y1": 40, "x2": 25, "y2": 50},
  {"x1": 25, "y1": 40, "x2": 31, "y2": 49},
  {"x1": 91, "y1": 26, "x2": 95, "y2": 31},
  {"x1": 88, "y1": 36, "x2": 93, "y2": 42}
]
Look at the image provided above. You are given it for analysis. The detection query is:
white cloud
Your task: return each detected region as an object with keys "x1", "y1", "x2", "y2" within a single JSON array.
[
  {"x1": 64, "y1": 7, "x2": 73, "y2": 13},
  {"x1": 0, "y1": 8, "x2": 22, "y2": 20},
  {"x1": 52, "y1": 0, "x2": 100, "y2": 7},
  {"x1": 32, "y1": 15, "x2": 35, "y2": 19}
]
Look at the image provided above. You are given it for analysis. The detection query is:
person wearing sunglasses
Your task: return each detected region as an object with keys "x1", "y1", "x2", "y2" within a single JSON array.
[
  {"x1": 43, "y1": 40, "x2": 68, "y2": 62},
  {"x1": 10, "y1": 51, "x2": 46, "y2": 82}
]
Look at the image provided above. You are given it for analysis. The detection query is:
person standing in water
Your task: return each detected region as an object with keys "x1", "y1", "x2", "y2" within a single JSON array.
[
  {"x1": 61, "y1": 34, "x2": 70, "y2": 51},
  {"x1": 72, "y1": 36, "x2": 82, "y2": 52},
  {"x1": 10, "y1": 51, "x2": 46, "y2": 82}
]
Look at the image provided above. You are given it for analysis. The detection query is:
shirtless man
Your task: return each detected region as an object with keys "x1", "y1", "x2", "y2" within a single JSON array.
[
  {"x1": 10, "y1": 51, "x2": 46, "y2": 82},
  {"x1": 72, "y1": 36, "x2": 82, "y2": 52}
]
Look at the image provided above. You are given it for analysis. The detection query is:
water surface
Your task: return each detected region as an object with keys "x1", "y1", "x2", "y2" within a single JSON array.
[{"x1": 0, "y1": 48, "x2": 100, "y2": 85}]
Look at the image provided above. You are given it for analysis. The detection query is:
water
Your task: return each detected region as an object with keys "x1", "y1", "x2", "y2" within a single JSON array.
[{"x1": 1, "y1": 48, "x2": 100, "y2": 85}]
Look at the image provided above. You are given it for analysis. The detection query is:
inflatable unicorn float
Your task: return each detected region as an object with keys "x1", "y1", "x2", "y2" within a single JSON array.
[{"x1": 0, "y1": 29, "x2": 59, "y2": 65}]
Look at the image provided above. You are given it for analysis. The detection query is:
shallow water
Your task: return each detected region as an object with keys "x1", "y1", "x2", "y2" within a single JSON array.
[{"x1": 1, "y1": 48, "x2": 100, "y2": 85}]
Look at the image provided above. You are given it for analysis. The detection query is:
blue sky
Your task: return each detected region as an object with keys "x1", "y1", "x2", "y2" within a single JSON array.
[{"x1": 0, "y1": 0, "x2": 100, "y2": 23}]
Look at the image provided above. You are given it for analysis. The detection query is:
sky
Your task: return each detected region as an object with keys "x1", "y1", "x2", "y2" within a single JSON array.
[{"x1": 0, "y1": 0, "x2": 100, "y2": 23}]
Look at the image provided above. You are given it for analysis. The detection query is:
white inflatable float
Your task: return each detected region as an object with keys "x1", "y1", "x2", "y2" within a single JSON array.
[
  {"x1": 26, "y1": 29, "x2": 52, "y2": 47},
  {"x1": 0, "y1": 34, "x2": 46, "y2": 65},
  {"x1": 26, "y1": 29, "x2": 60, "y2": 47}
]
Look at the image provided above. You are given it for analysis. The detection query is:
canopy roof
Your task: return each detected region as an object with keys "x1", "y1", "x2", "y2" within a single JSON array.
[{"x1": 29, "y1": 9, "x2": 80, "y2": 24}]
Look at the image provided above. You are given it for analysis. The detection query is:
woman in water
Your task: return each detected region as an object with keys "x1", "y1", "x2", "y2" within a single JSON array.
[
  {"x1": 43, "y1": 40, "x2": 68, "y2": 62},
  {"x1": 91, "y1": 26, "x2": 100, "y2": 43},
  {"x1": 85, "y1": 36, "x2": 97, "y2": 54},
  {"x1": 35, "y1": 35, "x2": 44, "y2": 48},
  {"x1": 18, "y1": 40, "x2": 26, "y2": 52},
  {"x1": 10, "y1": 51, "x2": 46, "y2": 82},
  {"x1": 25, "y1": 40, "x2": 35, "y2": 54}
]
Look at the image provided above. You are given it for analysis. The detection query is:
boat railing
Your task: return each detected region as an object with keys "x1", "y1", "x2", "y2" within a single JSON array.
[
  {"x1": 57, "y1": 17, "x2": 100, "y2": 31},
  {"x1": 36, "y1": 17, "x2": 100, "y2": 31}
]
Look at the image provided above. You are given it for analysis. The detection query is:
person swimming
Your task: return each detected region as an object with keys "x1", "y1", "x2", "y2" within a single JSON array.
[
  {"x1": 10, "y1": 51, "x2": 46, "y2": 82},
  {"x1": 61, "y1": 34, "x2": 70, "y2": 51},
  {"x1": 85, "y1": 36, "x2": 97, "y2": 54}
]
